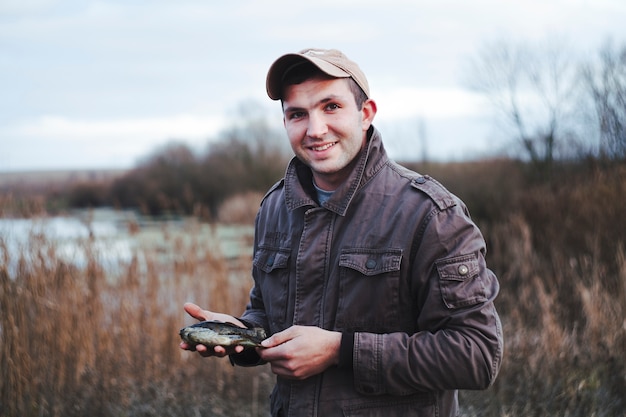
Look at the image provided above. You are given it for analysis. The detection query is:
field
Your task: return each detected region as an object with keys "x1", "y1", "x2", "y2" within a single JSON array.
[{"x1": 1, "y1": 161, "x2": 625, "y2": 416}]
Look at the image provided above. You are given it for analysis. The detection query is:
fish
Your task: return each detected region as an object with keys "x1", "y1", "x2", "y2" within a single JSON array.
[{"x1": 179, "y1": 320, "x2": 267, "y2": 350}]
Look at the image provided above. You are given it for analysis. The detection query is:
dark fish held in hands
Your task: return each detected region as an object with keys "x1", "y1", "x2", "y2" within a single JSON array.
[{"x1": 180, "y1": 320, "x2": 267, "y2": 349}]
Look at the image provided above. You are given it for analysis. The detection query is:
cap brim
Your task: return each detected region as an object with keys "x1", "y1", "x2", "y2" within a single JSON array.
[{"x1": 266, "y1": 53, "x2": 350, "y2": 100}]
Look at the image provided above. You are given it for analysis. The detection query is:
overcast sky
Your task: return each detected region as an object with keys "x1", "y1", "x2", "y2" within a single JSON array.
[{"x1": 1, "y1": 0, "x2": 625, "y2": 172}]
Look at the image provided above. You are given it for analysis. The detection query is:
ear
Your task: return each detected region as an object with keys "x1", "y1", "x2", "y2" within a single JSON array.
[{"x1": 361, "y1": 99, "x2": 377, "y2": 131}]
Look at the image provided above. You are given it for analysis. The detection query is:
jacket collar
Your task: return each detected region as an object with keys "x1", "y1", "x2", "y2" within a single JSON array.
[{"x1": 284, "y1": 126, "x2": 388, "y2": 216}]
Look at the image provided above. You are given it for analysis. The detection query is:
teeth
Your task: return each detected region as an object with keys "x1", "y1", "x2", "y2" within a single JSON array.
[{"x1": 312, "y1": 143, "x2": 335, "y2": 151}]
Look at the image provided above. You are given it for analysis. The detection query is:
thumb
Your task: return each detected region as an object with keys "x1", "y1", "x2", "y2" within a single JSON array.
[
  {"x1": 183, "y1": 302, "x2": 211, "y2": 321},
  {"x1": 261, "y1": 326, "x2": 297, "y2": 348}
]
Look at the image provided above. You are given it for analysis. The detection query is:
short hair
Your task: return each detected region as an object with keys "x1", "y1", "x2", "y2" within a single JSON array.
[{"x1": 281, "y1": 61, "x2": 368, "y2": 109}]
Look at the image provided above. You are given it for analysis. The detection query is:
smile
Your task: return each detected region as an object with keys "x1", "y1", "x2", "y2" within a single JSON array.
[{"x1": 311, "y1": 142, "x2": 336, "y2": 152}]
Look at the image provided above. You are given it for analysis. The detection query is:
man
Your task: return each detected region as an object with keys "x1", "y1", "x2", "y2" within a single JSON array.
[{"x1": 181, "y1": 48, "x2": 503, "y2": 416}]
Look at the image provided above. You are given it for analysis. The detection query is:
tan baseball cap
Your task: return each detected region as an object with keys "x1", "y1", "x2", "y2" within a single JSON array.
[{"x1": 266, "y1": 48, "x2": 370, "y2": 100}]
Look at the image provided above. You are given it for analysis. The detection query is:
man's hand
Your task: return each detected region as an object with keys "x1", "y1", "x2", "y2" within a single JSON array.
[
  {"x1": 179, "y1": 302, "x2": 246, "y2": 357},
  {"x1": 257, "y1": 326, "x2": 341, "y2": 380}
]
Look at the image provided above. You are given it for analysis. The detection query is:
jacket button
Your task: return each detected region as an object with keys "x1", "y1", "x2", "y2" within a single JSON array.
[
  {"x1": 267, "y1": 255, "x2": 275, "y2": 267},
  {"x1": 458, "y1": 264, "x2": 469, "y2": 275},
  {"x1": 365, "y1": 259, "x2": 377, "y2": 269},
  {"x1": 415, "y1": 176, "x2": 427, "y2": 184}
]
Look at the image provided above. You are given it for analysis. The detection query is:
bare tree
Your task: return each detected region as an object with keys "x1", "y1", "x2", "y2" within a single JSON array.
[
  {"x1": 466, "y1": 39, "x2": 580, "y2": 165},
  {"x1": 582, "y1": 41, "x2": 626, "y2": 160}
]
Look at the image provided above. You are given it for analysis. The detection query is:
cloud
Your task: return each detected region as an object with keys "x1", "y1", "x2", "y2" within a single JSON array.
[
  {"x1": 0, "y1": 0, "x2": 61, "y2": 16},
  {"x1": 8, "y1": 114, "x2": 225, "y2": 142},
  {"x1": 375, "y1": 87, "x2": 487, "y2": 120},
  {"x1": 2, "y1": 0, "x2": 626, "y2": 171},
  {"x1": 0, "y1": 114, "x2": 226, "y2": 171}
]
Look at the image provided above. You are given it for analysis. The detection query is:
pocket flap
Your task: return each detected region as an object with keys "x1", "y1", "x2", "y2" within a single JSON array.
[
  {"x1": 253, "y1": 247, "x2": 290, "y2": 273},
  {"x1": 436, "y1": 254, "x2": 479, "y2": 281},
  {"x1": 339, "y1": 248, "x2": 402, "y2": 276},
  {"x1": 435, "y1": 254, "x2": 486, "y2": 308}
]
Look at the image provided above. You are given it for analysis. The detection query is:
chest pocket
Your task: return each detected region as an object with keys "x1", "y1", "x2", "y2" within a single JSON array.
[
  {"x1": 253, "y1": 246, "x2": 291, "y2": 327},
  {"x1": 336, "y1": 248, "x2": 402, "y2": 332},
  {"x1": 254, "y1": 246, "x2": 290, "y2": 273}
]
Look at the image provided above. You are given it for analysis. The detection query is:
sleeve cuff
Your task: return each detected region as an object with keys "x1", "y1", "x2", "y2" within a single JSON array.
[
  {"x1": 229, "y1": 348, "x2": 263, "y2": 367},
  {"x1": 228, "y1": 318, "x2": 266, "y2": 367},
  {"x1": 338, "y1": 332, "x2": 355, "y2": 369}
]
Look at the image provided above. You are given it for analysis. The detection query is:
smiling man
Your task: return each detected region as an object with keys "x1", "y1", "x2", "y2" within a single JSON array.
[
  {"x1": 181, "y1": 48, "x2": 503, "y2": 417},
  {"x1": 279, "y1": 61, "x2": 375, "y2": 191}
]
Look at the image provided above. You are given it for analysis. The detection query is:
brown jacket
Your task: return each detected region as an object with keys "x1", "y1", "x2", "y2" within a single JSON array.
[{"x1": 235, "y1": 127, "x2": 503, "y2": 416}]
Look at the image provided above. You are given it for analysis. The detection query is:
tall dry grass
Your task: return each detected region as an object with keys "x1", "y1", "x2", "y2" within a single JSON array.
[
  {"x1": 0, "y1": 220, "x2": 273, "y2": 417},
  {"x1": 456, "y1": 165, "x2": 626, "y2": 416},
  {"x1": 2, "y1": 161, "x2": 625, "y2": 416},
  {"x1": 461, "y1": 216, "x2": 626, "y2": 416}
]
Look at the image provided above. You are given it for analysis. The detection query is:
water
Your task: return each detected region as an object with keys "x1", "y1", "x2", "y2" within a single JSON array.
[
  {"x1": 0, "y1": 208, "x2": 254, "y2": 278},
  {"x1": 0, "y1": 209, "x2": 130, "y2": 275}
]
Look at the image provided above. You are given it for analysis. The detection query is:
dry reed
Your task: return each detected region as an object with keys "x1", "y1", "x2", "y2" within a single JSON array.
[
  {"x1": 461, "y1": 215, "x2": 625, "y2": 416},
  {"x1": 0, "y1": 219, "x2": 273, "y2": 417},
  {"x1": 2, "y1": 161, "x2": 625, "y2": 416}
]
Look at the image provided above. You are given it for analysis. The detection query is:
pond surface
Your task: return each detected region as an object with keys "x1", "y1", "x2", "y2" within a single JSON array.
[{"x1": 0, "y1": 208, "x2": 254, "y2": 277}]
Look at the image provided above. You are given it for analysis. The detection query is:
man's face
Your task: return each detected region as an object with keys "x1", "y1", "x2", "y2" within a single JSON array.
[{"x1": 282, "y1": 76, "x2": 376, "y2": 191}]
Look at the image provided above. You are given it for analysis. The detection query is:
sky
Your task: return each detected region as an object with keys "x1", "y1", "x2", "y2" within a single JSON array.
[{"x1": 1, "y1": 0, "x2": 625, "y2": 172}]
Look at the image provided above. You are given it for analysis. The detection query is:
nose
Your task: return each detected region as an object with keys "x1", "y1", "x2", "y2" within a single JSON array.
[{"x1": 306, "y1": 112, "x2": 328, "y2": 138}]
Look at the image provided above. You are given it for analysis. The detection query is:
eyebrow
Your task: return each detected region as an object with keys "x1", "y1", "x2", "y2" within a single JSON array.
[{"x1": 283, "y1": 94, "x2": 343, "y2": 114}]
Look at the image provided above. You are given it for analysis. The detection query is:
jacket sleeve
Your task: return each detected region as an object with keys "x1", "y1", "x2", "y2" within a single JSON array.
[
  {"x1": 228, "y1": 283, "x2": 269, "y2": 367},
  {"x1": 229, "y1": 208, "x2": 272, "y2": 367},
  {"x1": 352, "y1": 202, "x2": 503, "y2": 395}
]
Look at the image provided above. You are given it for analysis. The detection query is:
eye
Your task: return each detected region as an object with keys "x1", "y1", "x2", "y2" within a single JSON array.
[
  {"x1": 325, "y1": 103, "x2": 340, "y2": 112},
  {"x1": 286, "y1": 111, "x2": 306, "y2": 120}
]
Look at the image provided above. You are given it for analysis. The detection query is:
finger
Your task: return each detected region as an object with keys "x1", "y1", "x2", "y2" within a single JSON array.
[
  {"x1": 195, "y1": 344, "x2": 209, "y2": 353},
  {"x1": 257, "y1": 345, "x2": 279, "y2": 362},
  {"x1": 269, "y1": 362, "x2": 294, "y2": 379},
  {"x1": 197, "y1": 345, "x2": 221, "y2": 358},
  {"x1": 214, "y1": 345, "x2": 245, "y2": 355},
  {"x1": 180, "y1": 341, "x2": 196, "y2": 351},
  {"x1": 180, "y1": 342, "x2": 214, "y2": 357}
]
